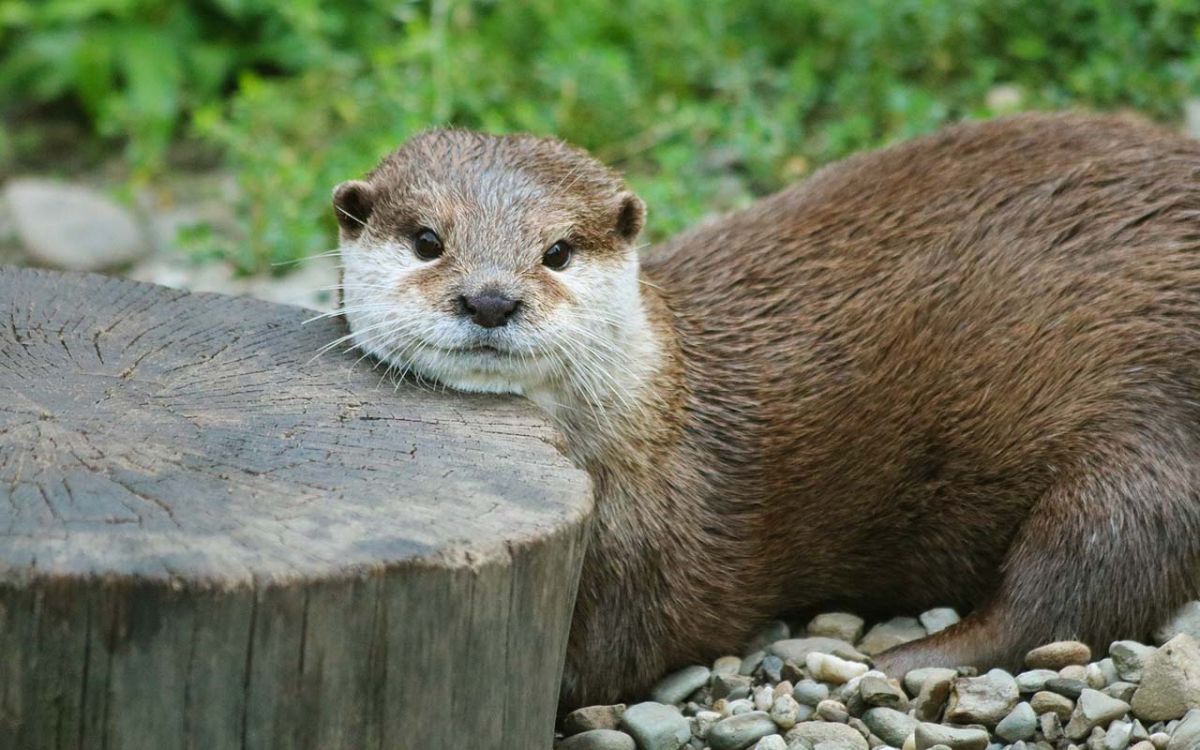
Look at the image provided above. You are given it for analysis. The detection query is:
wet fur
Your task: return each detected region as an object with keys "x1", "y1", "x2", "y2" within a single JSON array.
[{"x1": 335, "y1": 113, "x2": 1200, "y2": 708}]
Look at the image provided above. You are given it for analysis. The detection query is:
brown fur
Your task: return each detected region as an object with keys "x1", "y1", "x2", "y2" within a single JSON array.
[{"x1": 337, "y1": 113, "x2": 1200, "y2": 709}]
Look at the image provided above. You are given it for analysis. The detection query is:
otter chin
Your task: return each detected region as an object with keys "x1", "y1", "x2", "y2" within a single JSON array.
[{"x1": 333, "y1": 115, "x2": 1200, "y2": 709}]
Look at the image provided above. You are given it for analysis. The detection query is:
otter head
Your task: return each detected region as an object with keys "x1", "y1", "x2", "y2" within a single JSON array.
[{"x1": 333, "y1": 130, "x2": 648, "y2": 402}]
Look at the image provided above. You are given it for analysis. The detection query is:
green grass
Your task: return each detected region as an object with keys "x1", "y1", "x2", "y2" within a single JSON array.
[{"x1": 3, "y1": 0, "x2": 1200, "y2": 274}]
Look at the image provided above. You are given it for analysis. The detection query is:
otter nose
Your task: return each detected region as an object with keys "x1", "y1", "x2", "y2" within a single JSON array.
[{"x1": 458, "y1": 293, "x2": 520, "y2": 328}]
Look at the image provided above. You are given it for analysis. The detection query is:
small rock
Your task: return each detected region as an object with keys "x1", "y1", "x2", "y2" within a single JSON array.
[
  {"x1": 807, "y1": 653, "x2": 869, "y2": 684},
  {"x1": 1026, "y1": 642, "x2": 1093, "y2": 670},
  {"x1": 1131, "y1": 634, "x2": 1200, "y2": 722},
  {"x1": 912, "y1": 671, "x2": 953, "y2": 722},
  {"x1": 653, "y1": 665, "x2": 712, "y2": 705},
  {"x1": 1047, "y1": 678, "x2": 1089, "y2": 700},
  {"x1": 816, "y1": 699, "x2": 850, "y2": 723},
  {"x1": 859, "y1": 618, "x2": 927, "y2": 656},
  {"x1": 1106, "y1": 682, "x2": 1139, "y2": 704},
  {"x1": 996, "y1": 701, "x2": 1038, "y2": 742},
  {"x1": 559, "y1": 729, "x2": 638, "y2": 750},
  {"x1": 1148, "y1": 731, "x2": 1171, "y2": 748},
  {"x1": 1086, "y1": 663, "x2": 1111, "y2": 689},
  {"x1": 1061, "y1": 664, "x2": 1091, "y2": 683},
  {"x1": 728, "y1": 699, "x2": 756, "y2": 716},
  {"x1": 564, "y1": 704, "x2": 627, "y2": 735},
  {"x1": 714, "y1": 656, "x2": 744, "y2": 676},
  {"x1": 1111, "y1": 642, "x2": 1158, "y2": 684},
  {"x1": 785, "y1": 721, "x2": 870, "y2": 750},
  {"x1": 770, "y1": 694, "x2": 804, "y2": 730},
  {"x1": 1165, "y1": 708, "x2": 1200, "y2": 750},
  {"x1": 918, "y1": 608, "x2": 960, "y2": 635},
  {"x1": 5, "y1": 178, "x2": 149, "y2": 271},
  {"x1": 1030, "y1": 690, "x2": 1075, "y2": 721},
  {"x1": 860, "y1": 675, "x2": 909, "y2": 710},
  {"x1": 793, "y1": 680, "x2": 830, "y2": 707},
  {"x1": 862, "y1": 707, "x2": 918, "y2": 747},
  {"x1": 1065, "y1": 689, "x2": 1131, "y2": 740},
  {"x1": 620, "y1": 703, "x2": 691, "y2": 750},
  {"x1": 1086, "y1": 726, "x2": 1109, "y2": 750},
  {"x1": 771, "y1": 639, "x2": 869, "y2": 665},
  {"x1": 1154, "y1": 602, "x2": 1200, "y2": 646},
  {"x1": 748, "y1": 622, "x2": 793, "y2": 653},
  {"x1": 691, "y1": 711, "x2": 723, "y2": 740},
  {"x1": 808, "y1": 613, "x2": 867, "y2": 644},
  {"x1": 709, "y1": 711, "x2": 782, "y2": 750},
  {"x1": 761, "y1": 656, "x2": 786, "y2": 684},
  {"x1": 905, "y1": 668, "x2": 960, "y2": 697},
  {"x1": 1017, "y1": 669, "x2": 1062, "y2": 694},
  {"x1": 1041, "y1": 711, "x2": 1064, "y2": 741},
  {"x1": 912, "y1": 722, "x2": 989, "y2": 750},
  {"x1": 753, "y1": 736, "x2": 788, "y2": 750},
  {"x1": 1131, "y1": 719, "x2": 1150, "y2": 742},
  {"x1": 1105, "y1": 720, "x2": 1133, "y2": 750},
  {"x1": 715, "y1": 675, "x2": 756, "y2": 700},
  {"x1": 1097, "y1": 658, "x2": 1121, "y2": 686},
  {"x1": 742, "y1": 652, "x2": 767, "y2": 676},
  {"x1": 945, "y1": 669, "x2": 1020, "y2": 727},
  {"x1": 755, "y1": 686, "x2": 777, "y2": 712},
  {"x1": 1130, "y1": 742, "x2": 1155, "y2": 750}
]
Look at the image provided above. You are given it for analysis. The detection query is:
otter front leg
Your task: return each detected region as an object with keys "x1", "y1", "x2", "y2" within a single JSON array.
[{"x1": 875, "y1": 439, "x2": 1200, "y2": 676}]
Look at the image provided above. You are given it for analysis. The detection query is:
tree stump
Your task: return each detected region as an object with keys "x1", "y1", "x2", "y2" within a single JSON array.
[{"x1": 0, "y1": 267, "x2": 593, "y2": 749}]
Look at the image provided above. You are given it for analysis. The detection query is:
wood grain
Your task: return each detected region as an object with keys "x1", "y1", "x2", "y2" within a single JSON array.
[{"x1": 0, "y1": 266, "x2": 593, "y2": 749}]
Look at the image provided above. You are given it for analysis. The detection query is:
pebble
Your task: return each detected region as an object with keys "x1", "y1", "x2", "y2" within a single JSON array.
[
  {"x1": 1065, "y1": 689, "x2": 1131, "y2": 740},
  {"x1": 945, "y1": 669, "x2": 1020, "y2": 727},
  {"x1": 728, "y1": 699, "x2": 756, "y2": 716},
  {"x1": 918, "y1": 608, "x2": 961, "y2": 634},
  {"x1": 1111, "y1": 642, "x2": 1158, "y2": 684},
  {"x1": 1086, "y1": 662, "x2": 1111, "y2": 689},
  {"x1": 995, "y1": 702, "x2": 1037, "y2": 742},
  {"x1": 742, "y1": 652, "x2": 767, "y2": 676},
  {"x1": 913, "y1": 722, "x2": 989, "y2": 750},
  {"x1": 912, "y1": 671, "x2": 954, "y2": 722},
  {"x1": 708, "y1": 711, "x2": 782, "y2": 750},
  {"x1": 771, "y1": 638, "x2": 869, "y2": 665},
  {"x1": 755, "y1": 685, "x2": 777, "y2": 712},
  {"x1": 807, "y1": 613, "x2": 866, "y2": 644},
  {"x1": 1105, "y1": 720, "x2": 1133, "y2": 750},
  {"x1": 905, "y1": 668, "x2": 960, "y2": 697},
  {"x1": 1030, "y1": 690, "x2": 1075, "y2": 721},
  {"x1": 1026, "y1": 642, "x2": 1093, "y2": 670},
  {"x1": 860, "y1": 675, "x2": 909, "y2": 710},
  {"x1": 1153, "y1": 602, "x2": 1200, "y2": 646},
  {"x1": 652, "y1": 665, "x2": 712, "y2": 705},
  {"x1": 1130, "y1": 742, "x2": 1155, "y2": 750},
  {"x1": 1017, "y1": 669, "x2": 1062, "y2": 694},
  {"x1": 1046, "y1": 678, "x2": 1089, "y2": 700},
  {"x1": 1040, "y1": 711, "x2": 1063, "y2": 741},
  {"x1": 558, "y1": 729, "x2": 638, "y2": 750},
  {"x1": 858, "y1": 618, "x2": 927, "y2": 656},
  {"x1": 753, "y1": 735, "x2": 788, "y2": 750},
  {"x1": 564, "y1": 704, "x2": 627, "y2": 735},
  {"x1": 1061, "y1": 665, "x2": 1091, "y2": 683},
  {"x1": 5, "y1": 178, "x2": 149, "y2": 271},
  {"x1": 793, "y1": 680, "x2": 830, "y2": 707},
  {"x1": 1106, "y1": 682, "x2": 1139, "y2": 704},
  {"x1": 1131, "y1": 634, "x2": 1200, "y2": 722},
  {"x1": 691, "y1": 710, "x2": 723, "y2": 739},
  {"x1": 807, "y1": 653, "x2": 869, "y2": 684},
  {"x1": 1165, "y1": 708, "x2": 1200, "y2": 750},
  {"x1": 715, "y1": 675, "x2": 755, "y2": 700},
  {"x1": 862, "y1": 707, "x2": 918, "y2": 747},
  {"x1": 785, "y1": 721, "x2": 870, "y2": 750},
  {"x1": 816, "y1": 700, "x2": 850, "y2": 723},
  {"x1": 1148, "y1": 731, "x2": 1171, "y2": 748},
  {"x1": 761, "y1": 655, "x2": 786, "y2": 684},
  {"x1": 620, "y1": 702, "x2": 692, "y2": 750},
  {"x1": 770, "y1": 694, "x2": 804, "y2": 730},
  {"x1": 714, "y1": 656, "x2": 744, "y2": 676}
]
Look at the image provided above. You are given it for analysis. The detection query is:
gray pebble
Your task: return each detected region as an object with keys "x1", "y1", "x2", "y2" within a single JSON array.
[
  {"x1": 945, "y1": 669, "x2": 1020, "y2": 727},
  {"x1": 1065, "y1": 689, "x2": 1131, "y2": 741},
  {"x1": 620, "y1": 702, "x2": 691, "y2": 750},
  {"x1": 1047, "y1": 678, "x2": 1089, "y2": 699},
  {"x1": 1105, "y1": 682, "x2": 1139, "y2": 704},
  {"x1": 860, "y1": 675, "x2": 909, "y2": 710},
  {"x1": 762, "y1": 655, "x2": 785, "y2": 684},
  {"x1": 1105, "y1": 719, "x2": 1133, "y2": 750},
  {"x1": 858, "y1": 618, "x2": 926, "y2": 656},
  {"x1": 1148, "y1": 731, "x2": 1171, "y2": 748},
  {"x1": 714, "y1": 674, "x2": 755, "y2": 700},
  {"x1": 816, "y1": 699, "x2": 850, "y2": 723},
  {"x1": 905, "y1": 667, "x2": 960, "y2": 697},
  {"x1": 1166, "y1": 708, "x2": 1200, "y2": 750},
  {"x1": 1131, "y1": 634, "x2": 1200, "y2": 722},
  {"x1": 770, "y1": 694, "x2": 804, "y2": 730},
  {"x1": 1016, "y1": 669, "x2": 1062, "y2": 694},
  {"x1": 652, "y1": 665, "x2": 712, "y2": 705},
  {"x1": 691, "y1": 710, "x2": 723, "y2": 740},
  {"x1": 709, "y1": 711, "x2": 778, "y2": 750},
  {"x1": 862, "y1": 706, "x2": 917, "y2": 747},
  {"x1": 729, "y1": 699, "x2": 756, "y2": 716},
  {"x1": 558, "y1": 729, "x2": 637, "y2": 750},
  {"x1": 1110, "y1": 642, "x2": 1158, "y2": 683},
  {"x1": 785, "y1": 721, "x2": 869, "y2": 750},
  {"x1": 714, "y1": 656, "x2": 744, "y2": 676},
  {"x1": 913, "y1": 722, "x2": 989, "y2": 750},
  {"x1": 564, "y1": 704, "x2": 627, "y2": 735},
  {"x1": 1041, "y1": 711, "x2": 1064, "y2": 741},
  {"x1": 753, "y1": 735, "x2": 788, "y2": 750},
  {"x1": 912, "y1": 671, "x2": 954, "y2": 722},
  {"x1": 1086, "y1": 726, "x2": 1109, "y2": 750},
  {"x1": 742, "y1": 651, "x2": 767, "y2": 676},
  {"x1": 918, "y1": 608, "x2": 960, "y2": 634},
  {"x1": 770, "y1": 638, "x2": 869, "y2": 665},
  {"x1": 807, "y1": 613, "x2": 866, "y2": 644},
  {"x1": 793, "y1": 680, "x2": 830, "y2": 707},
  {"x1": 996, "y1": 701, "x2": 1038, "y2": 742}
]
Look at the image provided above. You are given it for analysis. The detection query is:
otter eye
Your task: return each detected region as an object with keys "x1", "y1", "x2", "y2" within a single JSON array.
[
  {"x1": 413, "y1": 228, "x2": 443, "y2": 260},
  {"x1": 542, "y1": 240, "x2": 572, "y2": 271}
]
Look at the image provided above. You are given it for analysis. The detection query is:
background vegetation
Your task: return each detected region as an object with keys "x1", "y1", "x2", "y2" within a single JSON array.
[{"x1": 2, "y1": 0, "x2": 1199, "y2": 274}]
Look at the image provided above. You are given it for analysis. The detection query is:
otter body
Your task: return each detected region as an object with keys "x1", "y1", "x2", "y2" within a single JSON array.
[{"x1": 334, "y1": 113, "x2": 1200, "y2": 707}]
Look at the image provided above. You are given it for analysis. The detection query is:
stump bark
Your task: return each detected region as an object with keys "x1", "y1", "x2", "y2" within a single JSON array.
[{"x1": 0, "y1": 267, "x2": 593, "y2": 749}]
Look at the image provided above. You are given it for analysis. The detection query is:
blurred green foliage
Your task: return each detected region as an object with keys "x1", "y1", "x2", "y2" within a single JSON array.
[{"x1": 2, "y1": 0, "x2": 1200, "y2": 273}]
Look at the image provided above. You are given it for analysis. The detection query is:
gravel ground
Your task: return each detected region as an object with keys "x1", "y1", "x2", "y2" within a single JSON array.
[{"x1": 558, "y1": 602, "x2": 1200, "y2": 750}]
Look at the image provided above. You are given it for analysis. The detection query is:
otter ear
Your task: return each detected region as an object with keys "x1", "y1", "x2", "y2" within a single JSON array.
[
  {"x1": 614, "y1": 192, "x2": 645, "y2": 243},
  {"x1": 332, "y1": 180, "x2": 376, "y2": 238}
]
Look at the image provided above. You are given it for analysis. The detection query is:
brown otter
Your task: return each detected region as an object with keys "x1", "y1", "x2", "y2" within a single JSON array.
[{"x1": 331, "y1": 112, "x2": 1200, "y2": 708}]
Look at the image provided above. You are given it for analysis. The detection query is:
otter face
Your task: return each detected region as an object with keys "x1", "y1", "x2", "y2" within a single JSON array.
[{"x1": 333, "y1": 130, "x2": 647, "y2": 400}]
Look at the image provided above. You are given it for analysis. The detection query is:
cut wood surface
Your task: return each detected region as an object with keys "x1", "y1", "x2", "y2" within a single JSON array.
[{"x1": 0, "y1": 266, "x2": 593, "y2": 750}]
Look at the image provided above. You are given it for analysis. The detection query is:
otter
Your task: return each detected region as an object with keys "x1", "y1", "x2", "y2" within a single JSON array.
[{"x1": 331, "y1": 112, "x2": 1200, "y2": 708}]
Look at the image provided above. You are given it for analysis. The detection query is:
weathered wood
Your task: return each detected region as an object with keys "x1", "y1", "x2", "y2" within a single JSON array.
[{"x1": 0, "y1": 267, "x2": 593, "y2": 749}]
